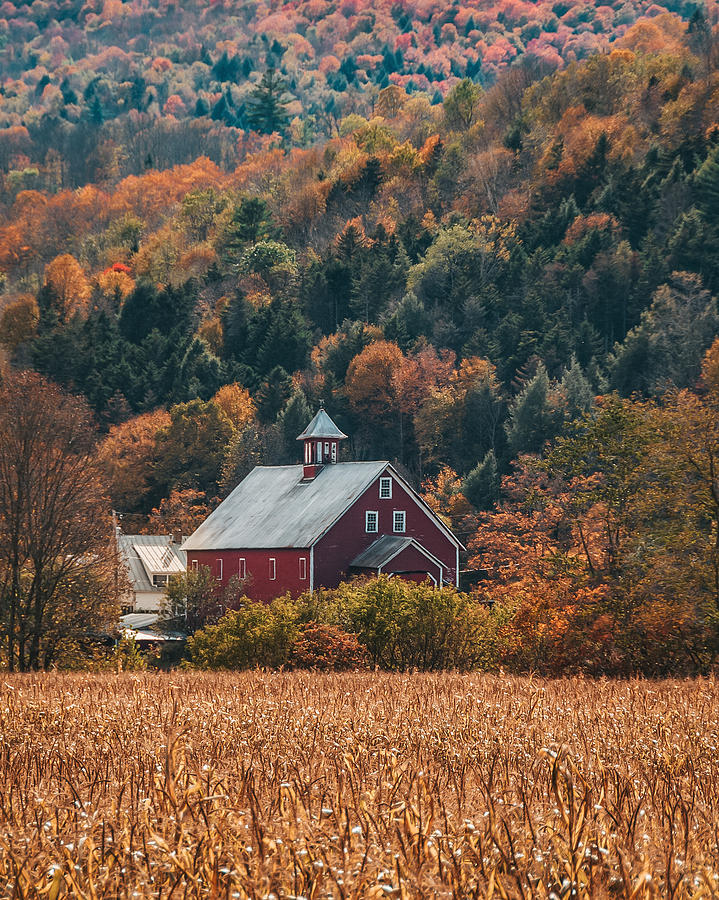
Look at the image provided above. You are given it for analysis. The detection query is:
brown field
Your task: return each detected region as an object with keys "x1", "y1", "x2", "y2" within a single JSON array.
[{"x1": 0, "y1": 674, "x2": 718, "y2": 898}]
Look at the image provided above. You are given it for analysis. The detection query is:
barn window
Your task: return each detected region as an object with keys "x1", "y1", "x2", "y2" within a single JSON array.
[
  {"x1": 379, "y1": 477, "x2": 392, "y2": 499},
  {"x1": 331, "y1": 442, "x2": 337, "y2": 462},
  {"x1": 269, "y1": 558, "x2": 276, "y2": 580},
  {"x1": 239, "y1": 558, "x2": 246, "y2": 579},
  {"x1": 216, "y1": 559, "x2": 223, "y2": 580},
  {"x1": 393, "y1": 511, "x2": 406, "y2": 533},
  {"x1": 366, "y1": 511, "x2": 378, "y2": 533},
  {"x1": 152, "y1": 573, "x2": 169, "y2": 587},
  {"x1": 299, "y1": 557, "x2": 307, "y2": 580},
  {"x1": 191, "y1": 559, "x2": 198, "y2": 572}
]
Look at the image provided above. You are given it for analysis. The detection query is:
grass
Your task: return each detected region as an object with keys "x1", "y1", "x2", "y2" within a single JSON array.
[{"x1": 0, "y1": 672, "x2": 718, "y2": 898}]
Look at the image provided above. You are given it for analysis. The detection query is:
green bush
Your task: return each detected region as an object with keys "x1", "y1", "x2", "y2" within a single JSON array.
[
  {"x1": 185, "y1": 595, "x2": 299, "y2": 669},
  {"x1": 332, "y1": 576, "x2": 493, "y2": 671},
  {"x1": 185, "y1": 578, "x2": 497, "y2": 672}
]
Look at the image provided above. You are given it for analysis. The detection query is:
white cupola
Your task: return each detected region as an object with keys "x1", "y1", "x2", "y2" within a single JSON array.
[{"x1": 297, "y1": 404, "x2": 348, "y2": 480}]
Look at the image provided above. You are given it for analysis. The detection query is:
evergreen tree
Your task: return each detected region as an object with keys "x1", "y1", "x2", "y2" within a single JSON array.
[
  {"x1": 246, "y1": 68, "x2": 290, "y2": 135},
  {"x1": 463, "y1": 450, "x2": 500, "y2": 510},
  {"x1": 695, "y1": 145, "x2": 719, "y2": 221},
  {"x1": 275, "y1": 389, "x2": 312, "y2": 462},
  {"x1": 505, "y1": 364, "x2": 564, "y2": 456},
  {"x1": 610, "y1": 272, "x2": 719, "y2": 395},
  {"x1": 560, "y1": 356, "x2": 594, "y2": 421},
  {"x1": 256, "y1": 366, "x2": 293, "y2": 424},
  {"x1": 221, "y1": 198, "x2": 277, "y2": 260},
  {"x1": 220, "y1": 424, "x2": 265, "y2": 494}
]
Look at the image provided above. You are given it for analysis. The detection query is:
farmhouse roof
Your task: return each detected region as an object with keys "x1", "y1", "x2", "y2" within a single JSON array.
[
  {"x1": 183, "y1": 461, "x2": 388, "y2": 551},
  {"x1": 117, "y1": 534, "x2": 186, "y2": 593},
  {"x1": 296, "y1": 407, "x2": 348, "y2": 441}
]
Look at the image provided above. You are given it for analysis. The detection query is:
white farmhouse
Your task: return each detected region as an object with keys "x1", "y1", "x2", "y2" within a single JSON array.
[{"x1": 117, "y1": 532, "x2": 186, "y2": 613}]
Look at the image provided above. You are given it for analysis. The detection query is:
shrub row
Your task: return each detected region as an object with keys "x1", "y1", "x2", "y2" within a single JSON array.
[{"x1": 185, "y1": 577, "x2": 495, "y2": 671}]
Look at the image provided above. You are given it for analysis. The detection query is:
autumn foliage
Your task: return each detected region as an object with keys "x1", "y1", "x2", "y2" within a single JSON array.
[{"x1": 1, "y1": 1, "x2": 719, "y2": 674}]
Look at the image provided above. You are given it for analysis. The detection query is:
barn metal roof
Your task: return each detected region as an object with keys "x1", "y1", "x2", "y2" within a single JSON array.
[
  {"x1": 183, "y1": 461, "x2": 388, "y2": 550},
  {"x1": 120, "y1": 613, "x2": 161, "y2": 630},
  {"x1": 296, "y1": 408, "x2": 348, "y2": 441},
  {"x1": 117, "y1": 534, "x2": 186, "y2": 592}
]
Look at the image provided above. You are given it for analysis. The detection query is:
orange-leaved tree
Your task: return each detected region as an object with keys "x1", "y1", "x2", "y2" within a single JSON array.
[
  {"x1": 98, "y1": 410, "x2": 171, "y2": 518},
  {"x1": 44, "y1": 253, "x2": 92, "y2": 320},
  {"x1": 0, "y1": 295, "x2": 39, "y2": 352},
  {"x1": 212, "y1": 383, "x2": 257, "y2": 431}
]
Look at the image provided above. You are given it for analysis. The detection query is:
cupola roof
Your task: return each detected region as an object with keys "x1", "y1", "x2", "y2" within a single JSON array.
[{"x1": 296, "y1": 407, "x2": 348, "y2": 441}]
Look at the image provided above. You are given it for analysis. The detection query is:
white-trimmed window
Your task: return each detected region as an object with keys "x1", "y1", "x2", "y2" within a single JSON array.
[
  {"x1": 393, "y1": 511, "x2": 406, "y2": 533},
  {"x1": 152, "y1": 573, "x2": 169, "y2": 587},
  {"x1": 379, "y1": 477, "x2": 392, "y2": 499},
  {"x1": 216, "y1": 559, "x2": 223, "y2": 580},
  {"x1": 331, "y1": 442, "x2": 337, "y2": 462},
  {"x1": 191, "y1": 559, "x2": 199, "y2": 572},
  {"x1": 366, "y1": 511, "x2": 378, "y2": 533},
  {"x1": 269, "y1": 558, "x2": 276, "y2": 580},
  {"x1": 299, "y1": 557, "x2": 307, "y2": 580},
  {"x1": 239, "y1": 558, "x2": 246, "y2": 579}
]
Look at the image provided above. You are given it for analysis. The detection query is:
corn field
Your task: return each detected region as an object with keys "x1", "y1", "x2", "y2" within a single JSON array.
[{"x1": 1, "y1": 673, "x2": 718, "y2": 898}]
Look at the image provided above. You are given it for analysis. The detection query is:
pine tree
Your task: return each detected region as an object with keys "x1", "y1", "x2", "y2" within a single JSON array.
[
  {"x1": 505, "y1": 364, "x2": 563, "y2": 455},
  {"x1": 246, "y1": 68, "x2": 290, "y2": 135},
  {"x1": 276, "y1": 390, "x2": 312, "y2": 462},
  {"x1": 560, "y1": 356, "x2": 594, "y2": 421},
  {"x1": 695, "y1": 145, "x2": 719, "y2": 221},
  {"x1": 256, "y1": 366, "x2": 293, "y2": 424},
  {"x1": 463, "y1": 450, "x2": 500, "y2": 510}
]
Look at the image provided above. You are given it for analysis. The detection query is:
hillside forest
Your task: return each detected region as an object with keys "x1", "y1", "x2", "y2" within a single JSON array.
[{"x1": 2, "y1": 1, "x2": 719, "y2": 672}]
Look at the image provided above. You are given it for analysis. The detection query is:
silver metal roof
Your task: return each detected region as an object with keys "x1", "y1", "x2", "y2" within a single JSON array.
[
  {"x1": 120, "y1": 613, "x2": 160, "y2": 629},
  {"x1": 119, "y1": 612, "x2": 185, "y2": 642},
  {"x1": 135, "y1": 542, "x2": 185, "y2": 575},
  {"x1": 350, "y1": 535, "x2": 416, "y2": 569},
  {"x1": 183, "y1": 461, "x2": 388, "y2": 550},
  {"x1": 296, "y1": 408, "x2": 348, "y2": 441},
  {"x1": 117, "y1": 534, "x2": 186, "y2": 592}
]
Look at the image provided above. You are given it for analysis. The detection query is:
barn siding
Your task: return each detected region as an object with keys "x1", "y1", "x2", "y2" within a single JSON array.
[
  {"x1": 314, "y1": 472, "x2": 457, "y2": 590},
  {"x1": 382, "y1": 544, "x2": 444, "y2": 584},
  {"x1": 187, "y1": 548, "x2": 311, "y2": 602}
]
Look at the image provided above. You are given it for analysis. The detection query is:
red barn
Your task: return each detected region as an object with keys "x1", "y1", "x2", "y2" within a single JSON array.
[{"x1": 183, "y1": 407, "x2": 464, "y2": 601}]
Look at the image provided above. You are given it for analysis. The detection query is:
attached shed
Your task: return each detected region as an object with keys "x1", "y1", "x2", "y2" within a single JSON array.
[{"x1": 349, "y1": 535, "x2": 446, "y2": 585}]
